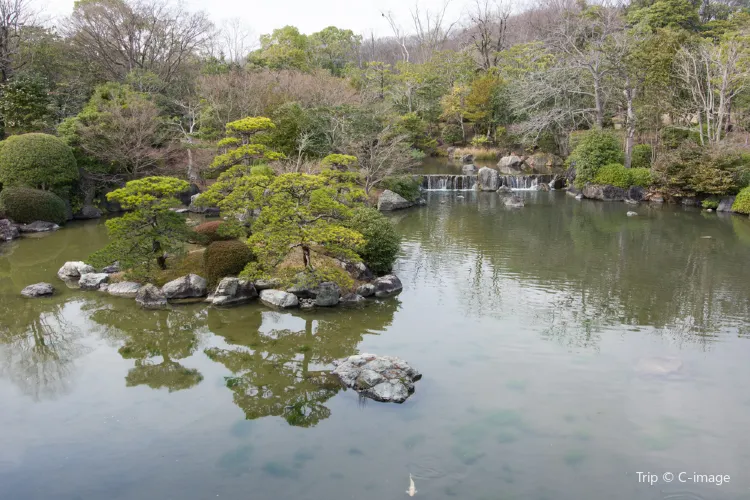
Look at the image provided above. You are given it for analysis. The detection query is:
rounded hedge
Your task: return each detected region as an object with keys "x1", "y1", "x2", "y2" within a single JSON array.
[
  {"x1": 203, "y1": 240, "x2": 254, "y2": 285},
  {"x1": 593, "y1": 163, "x2": 630, "y2": 188},
  {"x1": 631, "y1": 144, "x2": 652, "y2": 169},
  {"x1": 0, "y1": 187, "x2": 67, "y2": 224},
  {"x1": 345, "y1": 207, "x2": 401, "y2": 275},
  {"x1": 381, "y1": 176, "x2": 422, "y2": 202},
  {"x1": 568, "y1": 130, "x2": 624, "y2": 187},
  {"x1": 629, "y1": 168, "x2": 652, "y2": 188},
  {"x1": 0, "y1": 133, "x2": 78, "y2": 191},
  {"x1": 193, "y1": 221, "x2": 234, "y2": 245},
  {"x1": 732, "y1": 187, "x2": 750, "y2": 215}
]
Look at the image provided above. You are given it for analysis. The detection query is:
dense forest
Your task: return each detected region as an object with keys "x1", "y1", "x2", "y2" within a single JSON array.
[{"x1": 0, "y1": 0, "x2": 749, "y2": 206}]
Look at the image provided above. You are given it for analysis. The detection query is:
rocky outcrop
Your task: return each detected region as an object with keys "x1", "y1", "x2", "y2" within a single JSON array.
[
  {"x1": 314, "y1": 282, "x2": 341, "y2": 307},
  {"x1": 378, "y1": 190, "x2": 413, "y2": 211},
  {"x1": 332, "y1": 353, "x2": 422, "y2": 403},
  {"x1": 550, "y1": 175, "x2": 566, "y2": 190},
  {"x1": 503, "y1": 194, "x2": 525, "y2": 208},
  {"x1": 107, "y1": 281, "x2": 141, "y2": 298},
  {"x1": 626, "y1": 186, "x2": 646, "y2": 203},
  {"x1": 477, "y1": 167, "x2": 499, "y2": 191},
  {"x1": 255, "y1": 278, "x2": 282, "y2": 291},
  {"x1": 19, "y1": 221, "x2": 59, "y2": 233},
  {"x1": 260, "y1": 289, "x2": 299, "y2": 309},
  {"x1": 136, "y1": 284, "x2": 168, "y2": 309},
  {"x1": 497, "y1": 155, "x2": 525, "y2": 174},
  {"x1": 525, "y1": 153, "x2": 563, "y2": 174},
  {"x1": 212, "y1": 277, "x2": 258, "y2": 306},
  {"x1": 162, "y1": 274, "x2": 207, "y2": 299},
  {"x1": 373, "y1": 274, "x2": 403, "y2": 298},
  {"x1": 340, "y1": 293, "x2": 366, "y2": 306},
  {"x1": 496, "y1": 185, "x2": 513, "y2": 194},
  {"x1": 78, "y1": 273, "x2": 110, "y2": 290},
  {"x1": 718, "y1": 196, "x2": 736, "y2": 212},
  {"x1": 21, "y1": 283, "x2": 55, "y2": 297},
  {"x1": 178, "y1": 183, "x2": 201, "y2": 206},
  {"x1": 335, "y1": 259, "x2": 373, "y2": 281},
  {"x1": 74, "y1": 205, "x2": 102, "y2": 219},
  {"x1": 57, "y1": 261, "x2": 96, "y2": 280},
  {"x1": 0, "y1": 219, "x2": 19, "y2": 242},
  {"x1": 356, "y1": 283, "x2": 375, "y2": 297},
  {"x1": 537, "y1": 183, "x2": 550, "y2": 192},
  {"x1": 582, "y1": 184, "x2": 626, "y2": 201}
]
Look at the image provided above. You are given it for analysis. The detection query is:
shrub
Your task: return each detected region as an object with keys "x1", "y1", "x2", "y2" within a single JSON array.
[
  {"x1": 660, "y1": 127, "x2": 700, "y2": 149},
  {"x1": 652, "y1": 143, "x2": 749, "y2": 195},
  {"x1": 441, "y1": 123, "x2": 463, "y2": 145},
  {"x1": 732, "y1": 187, "x2": 750, "y2": 214},
  {"x1": 345, "y1": 207, "x2": 401, "y2": 275},
  {"x1": 321, "y1": 154, "x2": 357, "y2": 169},
  {"x1": 702, "y1": 198, "x2": 719, "y2": 209},
  {"x1": 0, "y1": 133, "x2": 78, "y2": 192},
  {"x1": 203, "y1": 240, "x2": 255, "y2": 285},
  {"x1": 593, "y1": 163, "x2": 630, "y2": 188},
  {"x1": 629, "y1": 168, "x2": 652, "y2": 188},
  {"x1": 567, "y1": 130, "x2": 624, "y2": 187},
  {"x1": 276, "y1": 262, "x2": 354, "y2": 292},
  {"x1": 193, "y1": 221, "x2": 235, "y2": 245},
  {"x1": 250, "y1": 164, "x2": 276, "y2": 177},
  {"x1": 0, "y1": 187, "x2": 67, "y2": 224},
  {"x1": 631, "y1": 144, "x2": 653, "y2": 169},
  {"x1": 470, "y1": 135, "x2": 489, "y2": 147},
  {"x1": 381, "y1": 176, "x2": 422, "y2": 202}
]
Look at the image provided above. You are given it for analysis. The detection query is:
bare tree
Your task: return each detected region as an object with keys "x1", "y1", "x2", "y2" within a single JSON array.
[
  {"x1": 219, "y1": 18, "x2": 256, "y2": 64},
  {"x1": 467, "y1": 0, "x2": 510, "y2": 70},
  {"x1": 345, "y1": 126, "x2": 418, "y2": 194},
  {"x1": 411, "y1": 1, "x2": 459, "y2": 62},
  {"x1": 0, "y1": 0, "x2": 36, "y2": 83},
  {"x1": 381, "y1": 11, "x2": 411, "y2": 62}
]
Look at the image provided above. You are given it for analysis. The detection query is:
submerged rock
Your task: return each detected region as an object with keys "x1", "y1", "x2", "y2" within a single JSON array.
[
  {"x1": 332, "y1": 353, "x2": 422, "y2": 403},
  {"x1": 107, "y1": 281, "x2": 141, "y2": 298},
  {"x1": 340, "y1": 293, "x2": 366, "y2": 306},
  {"x1": 19, "y1": 221, "x2": 59, "y2": 233},
  {"x1": 78, "y1": 273, "x2": 110, "y2": 290},
  {"x1": 477, "y1": 167, "x2": 499, "y2": 191},
  {"x1": 136, "y1": 284, "x2": 168, "y2": 309},
  {"x1": 0, "y1": 219, "x2": 20, "y2": 242},
  {"x1": 212, "y1": 277, "x2": 258, "y2": 306},
  {"x1": 635, "y1": 356, "x2": 683, "y2": 376},
  {"x1": 315, "y1": 282, "x2": 341, "y2": 307},
  {"x1": 162, "y1": 274, "x2": 207, "y2": 299},
  {"x1": 378, "y1": 190, "x2": 413, "y2": 211},
  {"x1": 373, "y1": 274, "x2": 403, "y2": 298},
  {"x1": 503, "y1": 195, "x2": 524, "y2": 208},
  {"x1": 21, "y1": 282, "x2": 55, "y2": 297},
  {"x1": 260, "y1": 289, "x2": 299, "y2": 309},
  {"x1": 627, "y1": 211, "x2": 638, "y2": 217},
  {"x1": 356, "y1": 283, "x2": 376, "y2": 297},
  {"x1": 57, "y1": 261, "x2": 96, "y2": 280}
]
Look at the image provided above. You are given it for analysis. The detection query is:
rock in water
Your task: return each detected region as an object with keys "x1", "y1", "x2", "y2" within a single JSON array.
[
  {"x1": 627, "y1": 211, "x2": 638, "y2": 217},
  {"x1": 373, "y1": 274, "x2": 403, "y2": 298},
  {"x1": 260, "y1": 289, "x2": 299, "y2": 309},
  {"x1": 582, "y1": 184, "x2": 626, "y2": 201},
  {"x1": 332, "y1": 354, "x2": 422, "y2": 403},
  {"x1": 356, "y1": 283, "x2": 376, "y2": 297},
  {"x1": 162, "y1": 274, "x2": 207, "y2": 299},
  {"x1": 503, "y1": 195, "x2": 524, "y2": 208},
  {"x1": 19, "y1": 221, "x2": 59, "y2": 233},
  {"x1": 626, "y1": 186, "x2": 646, "y2": 203},
  {"x1": 57, "y1": 261, "x2": 96, "y2": 280},
  {"x1": 74, "y1": 205, "x2": 102, "y2": 219},
  {"x1": 340, "y1": 293, "x2": 366, "y2": 306},
  {"x1": 497, "y1": 155, "x2": 524, "y2": 174},
  {"x1": 136, "y1": 284, "x2": 168, "y2": 309},
  {"x1": 315, "y1": 282, "x2": 341, "y2": 306},
  {"x1": 477, "y1": 167, "x2": 499, "y2": 191},
  {"x1": 496, "y1": 185, "x2": 513, "y2": 194},
  {"x1": 0, "y1": 219, "x2": 19, "y2": 242},
  {"x1": 378, "y1": 190, "x2": 414, "y2": 211},
  {"x1": 107, "y1": 281, "x2": 142, "y2": 298},
  {"x1": 462, "y1": 164, "x2": 477, "y2": 174},
  {"x1": 78, "y1": 273, "x2": 110, "y2": 290},
  {"x1": 718, "y1": 196, "x2": 736, "y2": 212},
  {"x1": 212, "y1": 277, "x2": 258, "y2": 306},
  {"x1": 635, "y1": 356, "x2": 683, "y2": 376},
  {"x1": 460, "y1": 154, "x2": 474, "y2": 164},
  {"x1": 21, "y1": 283, "x2": 55, "y2": 297}
]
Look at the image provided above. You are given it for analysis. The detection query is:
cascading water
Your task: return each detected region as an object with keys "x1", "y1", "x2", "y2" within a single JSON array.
[
  {"x1": 498, "y1": 174, "x2": 554, "y2": 190},
  {"x1": 422, "y1": 175, "x2": 478, "y2": 191}
]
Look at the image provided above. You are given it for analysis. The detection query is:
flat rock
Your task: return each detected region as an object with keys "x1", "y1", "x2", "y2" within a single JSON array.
[
  {"x1": 162, "y1": 273, "x2": 207, "y2": 299},
  {"x1": 212, "y1": 277, "x2": 258, "y2": 306},
  {"x1": 0, "y1": 219, "x2": 20, "y2": 242},
  {"x1": 254, "y1": 278, "x2": 282, "y2": 291},
  {"x1": 332, "y1": 353, "x2": 422, "y2": 403},
  {"x1": 378, "y1": 190, "x2": 413, "y2": 211},
  {"x1": 107, "y1": 281, "x2": 142, "y2": 298},
  {"x1": 136, "y1": 284, "x2": 168, "y2": 309},
  {"x1": 373, "y1": 274, "x2": 403, "y2": 298},
  {"x1": 57, "y1": 261, "x2": 96, "y2": 280},
  {"x1": 260, "y1": 289, "x2": 299, "y2": 308},
  {"x1": 21, "y1": 282, "x2": 55, "y2": 297},
  {"x1": 78, "y1": 273, "x2": 110, "y2": 290},
  {"x1": 19, "y1": 221, "x2": 59, "y2": 233}
]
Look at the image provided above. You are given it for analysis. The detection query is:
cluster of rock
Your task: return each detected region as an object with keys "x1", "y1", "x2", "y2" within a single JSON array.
[
  {"x1": 332, "y1": 353, "x2": 422, "y2": 403},
  {"x1": 0, "y1": 219, "x2": 61, "y2": 242}
]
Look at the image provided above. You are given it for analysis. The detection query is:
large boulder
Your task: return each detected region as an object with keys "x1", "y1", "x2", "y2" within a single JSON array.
[
  {"x1": 162, "y1": 274, "x2": 207, "y2": 299},
  {"x1": 332, "y1": 353, "x2": 422, "y2": 403},
  {"x1": 188, "y1": 193, "x2": 208, "y2": 214},
  {"x1": 19, "y1": 221, "x2": 59, "y2": 233},
  {"x1": 582, "y1": 184, "x2": 626, "y2": 201},
  {"x1": 178, "y1": 183, "x2": 201, "y2": 206},
  {"x1": 57, "y1": 261, "x2": 96, "y2": 280},
  {"x1": 356, "y1": 283, "x2": 375, "y2": 297},
  {"x1": 373, "y1": 274, "x2": 403, "y2": 298},
  {"x1": 477, "y1": 167, "x2": 499, "y2": 191},
  {"x1": 74, "y1": 205, "x2": 102, "y2": 220},
  {"x1": 525, "y1": 153, "x2": 563, "y2": 174},
  {"x1": 497, "y1": 155, "x2": 524, "y2": 174},
  {"x1": 314, "y1": 282, "x2": 341, "y2": 307},
  {"x1": 212, "y1": 277, "x2": 258, "y2": 306},
  {"x1": 718, "y1": 196, "x2": 736, "y2": 212},
  {"x1": 78, "y1": 273, "x2": 109, "y2": 290},
  {"x1": 260, "y1": 289, "x2": 299, "y2": 309},
  {"x1": 255, "y1": 278, "x2": 282, "y2": 291},
  {"x1": 335, "y1": 258, "x2": 374, "y2": 281},
  {"x1": 550, "y1": 175, "x2": 566, "y2": 190},
  {"x1": 340, "y1": 293, "x2": 366, "y2": 306},
  {"x1": 0, "y1": 219, "x2": 19, "y2": 242},
  {"x1": 626, "y1": 186, "x2": 646, "y2": 203},
  {"x1": 107, "y1": 281, "x2": 141, "y2": 298},
  {"x1": 136, "y1": 284, "x2": 168, "y2": 309},
  {"x1": 378, "y1": 190, "x2": 413, "y2": 212},
  {"x1": 21, "y1": 282, "x2": 55, "y2": 298}
]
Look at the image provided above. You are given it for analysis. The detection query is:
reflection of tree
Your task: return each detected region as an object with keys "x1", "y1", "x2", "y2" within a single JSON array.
[
  {"x1": 205, "y1": 301, "x2": 398, "y2": 427},
  {"x1": 89, "y1": 305, "x2": 205, "y2": 392},
  {"x1": 0, "y1": 297, "x2": 87, "y2": 400}
]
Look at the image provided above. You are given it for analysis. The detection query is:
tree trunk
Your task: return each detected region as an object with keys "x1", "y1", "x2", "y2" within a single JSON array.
[
  {"x1": 302, "y1": 245, "x2": 311, "y2": 269},
  {"x1": 186, "y1": 146, "x2": 199, "y2": 183},
  {"x1": 594, "y1": 77, "x2": 604, "y2": 129},
  {"x1": 624, "y1": 82, "x2": 636, "y2": 169}
]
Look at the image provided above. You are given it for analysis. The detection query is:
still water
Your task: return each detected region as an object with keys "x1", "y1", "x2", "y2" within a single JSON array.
[{"x1": 3, "y1": 191, "x2": 750, "y2": 500}]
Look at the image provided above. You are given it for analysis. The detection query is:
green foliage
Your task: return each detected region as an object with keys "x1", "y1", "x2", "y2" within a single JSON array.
[
  {"x1": 567, "y1": 130, "x2": 624, "y2": 187},
  {"x1": 470, "y1": 135, "x2": 490, "y2": 147},
  {"x1": 702, "y1": 198, "x2": 719, "y2": 209},
  {"x1": 593, "y1": 164, "x2": 631, "y2": 188},
  {"x1": 0, "y1": 133, "x2": 78, "y2": 192},
  {"x1": 251, "y1": 164, "x2": 276, "y2": 177},
  {"x1": 652, "y1": 143, "x2": 750, "y2": 195},
  {"x1": 203, "y1": 240, "x2": 255, "y2": 285},
  {"x1": 309, "y1": 26, "x2": 362, "y2": 76},
  {"x1": 193, "y1": 221, "x2": 235, "y2": 245},
  {"x1": 629, "y1": 168, "x2": 653, "y2": 188},
  {"x1": 226, "y1": 117, "x2": 275, "y2": 135},
  {"x1": 275, "y1": 263, "x2": 354, "y2": 292},
  {"x1": 0, "y1": 187, "x2": 67, "y2": 224},
  {"x1": 628, "y1": 0, "x2": 700, "y2": 31},
  {"x1": 660, "y1": 127, "x2": 700, "y2": 149},
  {"x1": 395, "y1": 113, "x2": 437, "y2": 152},
  {"x1": 732, "y1": 187, "x2": 750, "y2": 214},
  {"x1": 345, "y1": 207, "x2": 401, "y2": 275},
  {"x1": 0, "y1": 74, "x2": 52, "y2": 133},
  {"x1": 441, "y1": 124, "x2": 464, "y2": 145},
  {"x1": 249, "y1": 26, "x2": 312, "y2": 71},
  {"x1": 88, "y1": 177, "x2": 192, "y2": 280},
  {"x1": 631, "y1": 144, "x2": 653, "y2": 169},
  {"x1": 210, "y1": 117, "x2": 285, "y2": 174},
  {"x1": 381, "y1": 176, "x2": 422, "y2": 202},
  {"x1": 321, "y1": 154, "x2": 357, "y2": 168}
]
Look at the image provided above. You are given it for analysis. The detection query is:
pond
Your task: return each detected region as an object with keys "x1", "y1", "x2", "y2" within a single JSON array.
[{"x1": 3, "y1": 190, "x2": 750, "y2": 500}]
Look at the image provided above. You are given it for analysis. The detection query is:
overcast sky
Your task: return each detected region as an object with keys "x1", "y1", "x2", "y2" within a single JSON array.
[{"x1": 34, "y1": 0, "x2": 477, "y2": 38}]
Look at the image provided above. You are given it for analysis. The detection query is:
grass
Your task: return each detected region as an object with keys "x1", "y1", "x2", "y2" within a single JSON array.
[
  {"x1": 152, "y1": 249, "x2": 206, "y2": 286},
  {"x1": 452, "y1": 146, "x2": 503, "y2": 161}
]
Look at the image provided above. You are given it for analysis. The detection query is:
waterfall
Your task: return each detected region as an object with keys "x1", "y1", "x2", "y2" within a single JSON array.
[
  {"x1": 422, "y1": 175, "x2": 478, "y2": 191},
  {"x1": 498, "y1": 174, "x2": 554, "y2": 190}
]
